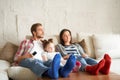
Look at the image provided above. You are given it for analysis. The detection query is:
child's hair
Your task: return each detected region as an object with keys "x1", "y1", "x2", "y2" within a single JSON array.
[{"x1": 42, "y1": 38, "x2": 53, "y2": 49}]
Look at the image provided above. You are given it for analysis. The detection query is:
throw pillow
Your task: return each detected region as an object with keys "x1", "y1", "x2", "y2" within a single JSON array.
[
  {"x1": 0, "y1": 42, "x2": 18, "y2": 63},
  {"x1": 92, "y1": 34, "x2": 120, "y2": 59},
  {"x1": 77, "y1": 33, "x2": 95, "y2": 58},
  {"x1": 78, "y1": 39, "x2": 89, "y2": 55}
]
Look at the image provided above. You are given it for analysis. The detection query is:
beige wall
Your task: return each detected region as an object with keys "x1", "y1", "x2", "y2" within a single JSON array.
[{"x1": 0, "y1": 0, "x2": 120, "y2": 48}]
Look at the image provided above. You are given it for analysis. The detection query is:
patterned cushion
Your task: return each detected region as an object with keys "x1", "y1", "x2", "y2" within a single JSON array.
[{"x1": 0, "y1": 42, "x2": 18, "y2": 63}]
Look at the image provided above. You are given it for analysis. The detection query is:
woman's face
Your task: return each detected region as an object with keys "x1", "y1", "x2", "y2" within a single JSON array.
[{"x1": 62, "y1": 31, "x2": 71, "y2": 43}]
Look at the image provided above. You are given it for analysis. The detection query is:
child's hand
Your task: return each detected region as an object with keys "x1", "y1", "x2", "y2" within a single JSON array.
[
  {"x1": 63, "y1": 55, "x2": 70, "y2": 60},
  {"x1": 42, "y1": 55, "x2": 48, "y2": 61}
]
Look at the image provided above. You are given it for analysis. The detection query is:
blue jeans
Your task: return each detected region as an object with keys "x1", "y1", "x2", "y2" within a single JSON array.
[
  {"x1": 19, "y1": 58, "x2": 52, "y2": 77},
  {"x1": 76, "y1": 56, "x2": 97, "y2": 71}
]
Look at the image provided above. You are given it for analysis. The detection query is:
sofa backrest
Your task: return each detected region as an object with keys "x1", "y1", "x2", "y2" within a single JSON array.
[
  {"x1": 26, "y1": 34, "x2": 96, "y2": 58},
  {"x1": 92, "y1": 34, "x2": 120, "y2": 60},
  {"x1": 21, "y1": 34, "x2": 120, "y2": 60}
]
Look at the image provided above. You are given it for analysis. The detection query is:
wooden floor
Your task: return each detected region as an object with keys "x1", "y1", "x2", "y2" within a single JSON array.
[{"x1": 40, "y1": 72, "x2": 120, "y2": 80}]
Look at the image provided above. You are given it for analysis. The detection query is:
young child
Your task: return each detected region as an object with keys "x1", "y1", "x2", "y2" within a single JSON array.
[{"x1": 42, "y1": 38, "x2": 81, "y2": 72}]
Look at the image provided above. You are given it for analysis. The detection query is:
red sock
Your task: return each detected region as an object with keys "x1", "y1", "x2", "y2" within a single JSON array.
[
  {"x1": 72, "y1": 61, "x2": 81, "y2": 72},
  {"x1": 86, "y1": 59, "x2": 105, "y2": 75},
  {"x1": 76, "y1": 61, "x2": 81, "y2": 66},
  {"x1": 100, "y1": 54, "x2": 111, "y2": 75}
]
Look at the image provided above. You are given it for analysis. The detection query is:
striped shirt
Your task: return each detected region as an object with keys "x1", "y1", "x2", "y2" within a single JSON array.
[
  {"x1": 56, "y1": 43, "x2": 85, "y2": 57},
  {"x1": 64, "y1": 45, "x2": 80, "y2": 56}
]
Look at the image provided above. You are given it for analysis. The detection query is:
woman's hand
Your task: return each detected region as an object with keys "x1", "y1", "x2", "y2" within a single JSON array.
[{"x1": 82, "y1": 53, "x2": 88, "y2": 58}]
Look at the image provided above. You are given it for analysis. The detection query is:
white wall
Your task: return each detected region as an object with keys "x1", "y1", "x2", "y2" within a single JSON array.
[{"x1": 0, "y1": 0, "x2": 120, "y2": 48}]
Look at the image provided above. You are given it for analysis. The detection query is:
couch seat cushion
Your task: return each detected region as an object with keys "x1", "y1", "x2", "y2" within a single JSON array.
[
  {"x1": 0, "y1": 70, "x2": 8, "y2": 80},
  {"x1": 7, "y1": 66, "x2": 37, "y2": 80},
  {"x1": 0, "y1": 60, "x2": 10, "y2": 71}
]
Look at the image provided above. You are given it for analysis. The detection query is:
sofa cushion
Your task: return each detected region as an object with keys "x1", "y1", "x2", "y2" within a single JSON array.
[
  {"x1": 92, "y1": 34, "x2": 120, "y2": 59},
  {"x1": 7, "y1": 66, "x2": 37, "y2": 80},
  {"x1": 0, "y1": 70, "x2": 9, "y2": 80},
  {"x1": 77, "y1": 33, "x2": 95, "y2": 58},
  {"x1": 78, "y1": 39, "x2": 89, "y2": 54},
  {"x1": 0, "y1": 60, "x2": 10, "y2": 71},
  {"x1": 0, "y1": 42, "x2": 18, "y2": 63}
]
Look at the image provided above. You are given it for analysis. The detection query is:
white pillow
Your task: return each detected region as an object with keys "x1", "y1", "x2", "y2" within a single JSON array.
[
  {"x1": 92, "y1": 34, "x2": 120, "y2": 59},
  {"x1": 0, "y1": 71, "x2": 8, "y2": 80},
  {"x1": 7, "y1": 66, "x2": 37, "y2": 80}
]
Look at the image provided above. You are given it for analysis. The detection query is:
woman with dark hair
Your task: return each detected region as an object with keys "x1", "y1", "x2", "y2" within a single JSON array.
[{"x1": 56, "y1": 29, "x2": 111, "y2": 75}]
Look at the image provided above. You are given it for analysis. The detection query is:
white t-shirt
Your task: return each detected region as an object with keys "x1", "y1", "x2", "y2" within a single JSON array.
[
  {"x1": 30, "y1": 40, "x2": 44, "y2": 61},
  {"x1": 41, "y1": 52, "x2": 58, "y2": 60},
  {"x1": 41, "y1": 52, "x2": 66, "y2": 66}
]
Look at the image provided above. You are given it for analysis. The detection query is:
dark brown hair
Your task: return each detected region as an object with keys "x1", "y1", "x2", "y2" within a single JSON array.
[
  {"x1": 43, "y1": 38, "x2": 53, "y2": 50},
  {"x1": 31, "y1": 23, "x2": 42, "y2": 36},
  {"x1": 59, "y1": 29, "x2": 72, "y2": 45}
]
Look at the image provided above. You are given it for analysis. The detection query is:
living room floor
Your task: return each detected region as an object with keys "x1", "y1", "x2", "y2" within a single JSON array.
[{"x1": 37, "y1": 72, "x2": 120, "y2": 80}]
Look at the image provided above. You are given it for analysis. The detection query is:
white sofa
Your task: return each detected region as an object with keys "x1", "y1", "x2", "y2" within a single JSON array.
[
  {"x1": 0, "y1": 60, "x2": 10, "y2": 80},
  {"x1": 0, "y1": 42, "x2": 17, "y2": 80},
  {"x1": 77, "y1": 33, "x2": 120, "y2": 74},
  {"x1": 0, "y1": 34, "x2": 120, "y2": 80}
]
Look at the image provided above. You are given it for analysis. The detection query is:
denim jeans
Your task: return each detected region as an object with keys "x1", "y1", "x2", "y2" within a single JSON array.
[
  {"x1": 19, "y1": 58, "x2": 52, "y2": 77},
  {"x1": 76, "y1": 56, "x2": 97, "y2": 71}
]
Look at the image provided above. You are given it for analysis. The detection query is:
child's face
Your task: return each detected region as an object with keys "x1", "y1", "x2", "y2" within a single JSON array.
[{"x1": 45, "y1": 43, "x2": 55, "y2": 53}]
